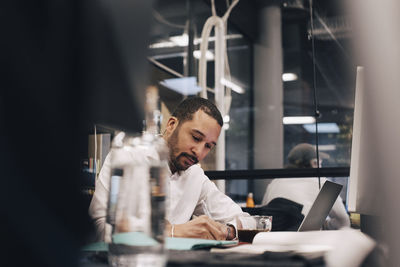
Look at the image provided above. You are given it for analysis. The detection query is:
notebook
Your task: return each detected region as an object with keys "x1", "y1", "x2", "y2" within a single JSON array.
[
  {"x1": 297, "y1": 180, "x2": 343, "y2": 231},
  {"x1": 81, "y1": 232, "x2": 237, "y2": 252}
]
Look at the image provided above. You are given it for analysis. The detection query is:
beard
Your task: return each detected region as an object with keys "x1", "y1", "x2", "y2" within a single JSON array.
[{"x1": 167, "y1": 126, "x2": 199, "y2": 172}]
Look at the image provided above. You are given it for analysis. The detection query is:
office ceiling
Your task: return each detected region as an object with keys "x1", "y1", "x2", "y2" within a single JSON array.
[{"x1": 149, "y1": 0, "x2": 355, "y2": 124}]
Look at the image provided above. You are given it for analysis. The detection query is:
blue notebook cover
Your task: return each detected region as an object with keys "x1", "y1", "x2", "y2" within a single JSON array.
[{"x1": 82, "y1": 232, "x2": 237, "y2": 251}]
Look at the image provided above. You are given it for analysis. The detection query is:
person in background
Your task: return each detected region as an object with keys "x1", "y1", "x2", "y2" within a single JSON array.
[
  {"x1": 262, "y1": 143, "x2": 350, "y2": 230},
  {"x1": 89, "y1": 97, "x2": 254, "y2": 242}
]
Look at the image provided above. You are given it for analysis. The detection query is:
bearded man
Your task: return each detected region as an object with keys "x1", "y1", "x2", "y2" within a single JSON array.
[{"x1": 89, "y1": 97, "x2": 254, "y2": 242}]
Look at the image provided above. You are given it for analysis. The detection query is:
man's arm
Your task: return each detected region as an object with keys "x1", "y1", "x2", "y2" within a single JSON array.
[
  {"x1": 325, "y1": 196, "x2": 351, "y2": 229},
  {"x1": 88, "y1": 154, "x2": 112, "y2": 241},
  {"x1": 192, "y1": 177, "x2": 256, "y2": 237},
  {"x1": 166, "y1": 216, "x2": 228, "y2": 240}
]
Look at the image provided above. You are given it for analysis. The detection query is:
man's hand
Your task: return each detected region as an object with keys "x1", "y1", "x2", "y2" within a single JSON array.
[{"x1": 168, "y1": 215, "x2": 228, "y2": 240}]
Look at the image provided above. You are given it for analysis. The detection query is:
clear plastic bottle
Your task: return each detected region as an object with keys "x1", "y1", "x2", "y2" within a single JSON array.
[
  {"x1": 106, "y1": 168, "x2": 123, "y2": 230},
  {"x1": 108, "y1": 86, "x2": 168, "y2": 267}
]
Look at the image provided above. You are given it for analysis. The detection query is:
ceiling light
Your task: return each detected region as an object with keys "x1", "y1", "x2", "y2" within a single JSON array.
[
  {"x1": 303, "y1": 123, "x2": 340, "y2": 133},
  {"x1": 283, "y1": 116, "x2": 316, "y2": 125},
  {"x1": 149, "y1": 41, "x2": 175, "y2": 49},
  {"x1": 282, "y1": 73, "x2": 298, "y2": 82},
  {"x1": 312, "y1": 144, "x2": 337, "y2": 151},
  {"x1": 193, "y1": 50, "x2": 214, "y2": 61},
  {"x1": 159, "y1": 77, "x2": 202, "y2": 96},
  {"x1": 150, "y1": 34, "x2": 243, "y2": 49},
  {"x1": 220, "y1": 78, "x2": 245, "y2": 94},
  {"x1": 193, "y1": 34, "x2": 243, "y2": 45},
  {"x1": 169, "y1": 34, "x2": 188, "y2": 47}
]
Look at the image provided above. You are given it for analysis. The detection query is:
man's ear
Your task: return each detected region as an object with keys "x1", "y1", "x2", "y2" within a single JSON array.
[
  {"x1": 309, "y1": 159, "x2": 318, "y2": 168},
  {"x1": 165, "y1": 117, "x2": 179, "y2": 135}
]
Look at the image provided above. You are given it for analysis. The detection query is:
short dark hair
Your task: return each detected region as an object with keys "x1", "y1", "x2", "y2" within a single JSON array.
[
  {"x1": 172, "y1": 97, "x2": 223, "y2": 126},
  {"x1": 285, "y1": 143, "x2": 329, "y2": 169}
]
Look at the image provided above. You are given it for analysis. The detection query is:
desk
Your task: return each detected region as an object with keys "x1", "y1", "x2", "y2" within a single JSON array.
[
  {"x1": 81, "y1": 229, "x2": 377, "y2": 267},
  {"x1": 167, "y1": 250, "x2": 324, "y2": 267},
  {"x1": 81, "y1": 249, "x2": 325, "y2": 267}
]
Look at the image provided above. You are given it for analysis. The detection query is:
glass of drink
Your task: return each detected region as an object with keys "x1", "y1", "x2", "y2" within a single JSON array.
[{"x1": 238, "y1": 215, "x2": 272, "y2": 243}]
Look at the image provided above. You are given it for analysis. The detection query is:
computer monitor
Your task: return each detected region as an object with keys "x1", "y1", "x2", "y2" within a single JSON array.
[{"x1": 347, "y1": 66, "x2": 379, "y2": 216}]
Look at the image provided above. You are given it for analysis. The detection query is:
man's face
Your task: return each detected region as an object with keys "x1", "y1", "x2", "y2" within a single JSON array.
[{"x1": 164, "y1": 110, "x2": 221, "y2": 173}]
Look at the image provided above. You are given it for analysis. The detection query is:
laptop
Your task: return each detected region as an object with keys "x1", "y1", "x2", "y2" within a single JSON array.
[{"x1": 297, "y1": 180, "x2": 343, "y2": 231}]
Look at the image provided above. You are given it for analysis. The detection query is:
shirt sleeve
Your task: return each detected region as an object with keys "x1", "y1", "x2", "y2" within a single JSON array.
[
  {"x1": 195, "y1": 171, "x2": 256, "y2": 230},
  {"x1": 88, "y1": 153, "x2": 112, "y2": 242},
  {"x1": 326, "y1": 195, "x2": 351, "y2": 230}
]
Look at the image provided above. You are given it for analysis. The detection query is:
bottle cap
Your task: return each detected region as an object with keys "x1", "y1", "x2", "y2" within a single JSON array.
[
  {"x1": 248, "y1": 192, "x2": 253, "y2": 198},
  {"x1": 112, "y1": 168, "x2": 123, "y2": 176}
]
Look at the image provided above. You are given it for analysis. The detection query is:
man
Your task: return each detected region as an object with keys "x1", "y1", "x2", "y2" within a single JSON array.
[
  {"x1": 89, "y1": 97, "x2": 254, "y2": 242},
  {"x1": 262, "y1": 143, "x2": 350, "y2": 230}
]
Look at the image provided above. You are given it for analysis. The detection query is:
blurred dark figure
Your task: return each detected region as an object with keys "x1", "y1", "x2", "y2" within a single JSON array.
[
  {"x1": 0, "y1": 1, "x2": 153, "y2": 266},
  {"x1": 285, "y1": 143, "x2": 328, "y2": 169}
]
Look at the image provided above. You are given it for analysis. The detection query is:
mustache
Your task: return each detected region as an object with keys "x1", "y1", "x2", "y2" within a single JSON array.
[{"x1": 179, "y1": 152, "x2": 199, "y2": 164}]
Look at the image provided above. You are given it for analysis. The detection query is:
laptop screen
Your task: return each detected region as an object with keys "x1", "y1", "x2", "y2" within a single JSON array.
[{"x1": 298, "y1": 181, "x2": 343, "y2": 231}]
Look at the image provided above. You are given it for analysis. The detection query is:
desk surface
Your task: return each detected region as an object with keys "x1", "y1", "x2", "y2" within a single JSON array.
[{"x1": 81, "y1": 249, "x2": 325, "y2": 267}]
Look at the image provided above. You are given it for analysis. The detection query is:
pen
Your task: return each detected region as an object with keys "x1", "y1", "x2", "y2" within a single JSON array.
[{"x1": 202, "y1": 200, "x2": 233, "y2": 240}]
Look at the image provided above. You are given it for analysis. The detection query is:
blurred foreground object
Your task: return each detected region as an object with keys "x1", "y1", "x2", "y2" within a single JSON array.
[
  {"x1": 107, "y1": 132, "x2": 169, "y2": 267},
  {"x1": 0, "y1": 0, "x2": 153, "y2": 266},
  {"x1": 347, "y1": 0, "x2": 400, "y2": 265}
]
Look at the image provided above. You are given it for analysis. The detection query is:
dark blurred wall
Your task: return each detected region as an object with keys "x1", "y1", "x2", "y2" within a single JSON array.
[{"x1": 0, "y1": 1, "x2": 153, "y2": 266}]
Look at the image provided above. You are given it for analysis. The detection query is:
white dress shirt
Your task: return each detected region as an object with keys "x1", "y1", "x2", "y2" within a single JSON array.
[
  {"x1": 262, "y1": 178, "x2": 350, "y2": 230},
  {"x1": 89, "y1": 144, "x2": 254, "y2": 242}
]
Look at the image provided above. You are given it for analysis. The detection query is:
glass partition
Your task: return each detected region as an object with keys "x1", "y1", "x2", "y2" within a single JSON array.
[{"x1": 148, "y1": 0, "x2": 355, "y2": 203}]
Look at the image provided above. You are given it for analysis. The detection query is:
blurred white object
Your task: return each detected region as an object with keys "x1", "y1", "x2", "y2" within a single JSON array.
[
  {"x1": 347, "y1": 0, "x2": 400, "y2": 265},
  {"x1": 213, "y1": 229, "x2": 375, "y2": 267}
]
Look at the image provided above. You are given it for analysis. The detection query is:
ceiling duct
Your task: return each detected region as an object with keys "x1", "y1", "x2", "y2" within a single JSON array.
[{"x1": 308, "y1": 15, "x2": 352, "y2": 40}]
